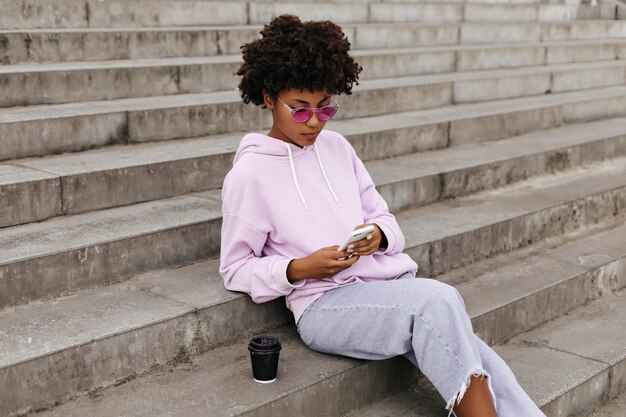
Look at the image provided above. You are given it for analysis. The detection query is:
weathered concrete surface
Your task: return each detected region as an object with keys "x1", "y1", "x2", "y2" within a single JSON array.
[
  {"x1": 543, "y1": 20, "x2": 626, "y2": 41},
  {"x1": 0, "y1": 57, "x2": 242, "y2": 107},
  {"x1": 0, "y1": 164, "x2": 61, "y2": 228},
  {"x1": 538, "y1": 4, "x2": 617, "y2": 21},
  {"x1": 370, "y1": 3, "x2": 464, "y2": 23},
  {"x1": 518, "y1": 290, "x2": 626, "y2": 402},
  {"x1": 552, "y1": 66, "x2": 626, "y2": 93},
  {"x1": 6, "y1": 326, "x2": 418, "y2": 417},
  {"x1": 546, "y1": 41, "x2": 619, "y2": 65},
  {"x1": 0, "y1": 28, "x2": 241, "y2": 64},
  {"x1": 8, "y1": 53, "x2": 626, "y2": 106},
  {"x1": 400, "y1": 156, "x2": 626, "y2": 275},
  {"x1": 585, "y1": 391, "x2": 626, "y2": 417},
  {"x1": 14, "y1": 134, "x2": 240, "y2": 215},
  {"x1": 355, "y1": 23, "x2": 460, "y2": 49},
  {"x1": 21, "y1": 271, "x2": 626, "y2": 417},
  {"x1": 0, "y1": 194, "x2": 222, "y2": 309},
  {"x1": 4, "y1": 119, "x2": 626, "y2": 306},
  {"x1": 3, "y1": 78, "x2": 626, "y2": 162},
  {"x1": 0, "y1": 0, "x2": 88, "y2": 29},
  {"x1": 448, "y1": 223, "x2": 626, "y2": 344},
  {"x1": 5, "y1": 31, "x2": 624, "y2": 67},
  {"x1": 0, "y1": 0, "x2": 248, "y2": 29},
  {"x1": 0, "y1": 259, "x2": 293, "y2": 416},
  {"x1": 465, "y1": 3, "x2": 539, "y2": 21},
  {"x1": 4, "y1": 1, "x2": 613, "y2": 31},
  {"x1": 498, "y1": 342, "x2": 609, "y2": 417},
  {"x1": 344, "y1": 378, "x2": 447, "y2": 417},
  {"x1": 249, "y1": 2, "x2": 369, "y2": 24},
  {"x1": 87, "y1": 1, "x2": 247, "y2": 27}
]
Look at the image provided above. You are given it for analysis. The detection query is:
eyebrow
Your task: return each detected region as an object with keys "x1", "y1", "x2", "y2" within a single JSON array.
[{"x1": 290, "y1": 96, "x2": 331, "y2": 106}]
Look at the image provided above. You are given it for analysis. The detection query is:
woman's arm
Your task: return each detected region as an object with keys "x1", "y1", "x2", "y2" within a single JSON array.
[
  {"x1": 351, "y1": 152, "x2": 406, "y2": 255},
  {"x1": 219, "y1": 212, "x2": 305, "y2": 303}
]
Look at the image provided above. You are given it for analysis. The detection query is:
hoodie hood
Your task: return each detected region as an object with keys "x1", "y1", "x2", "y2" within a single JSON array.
[
  {"x1": 233, "y1": 132, "x2": 311, "y2": 163},
  {"x1": 233, "y1": 132, "x2": 341, "y2": 210}
]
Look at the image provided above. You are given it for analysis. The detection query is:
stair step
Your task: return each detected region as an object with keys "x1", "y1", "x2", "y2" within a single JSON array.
[
  {"x1": 14, "y1": 326, "x2": 416, "y2": 417},
  {"x1": 2, "y1": 51, "x2": 626, "y2": 105},
  {"x1": 398, "y1": 156, "x2": 626, "y2": 275},
  {"x1": 3, "y1": 67, "x2": 626, "y2": 160},
  {"x1": 446, "y1": 223, "x2": 626, "y2": 345},
  {"x1": 0, "y1": 1, "x2": 617, "y2": 30},
  {"x1": 3, "y1": 112, "x2": 626, "y2": 227},
  {"x1": 509, "y1": 291, "x2": 626, "y2": 416},
  {"x1": 2, "y1": 20, "x2": 626, "y2": 66},
  {"x1": 8, "y1": 226, "x2": 624, "y2": 417},
  {"x1": 583, "y1": 390, "x2": 626, "y2": 417},
  {"x1": 0, "y1": 25, "x2": 262, "y2": 64},
  {"x1": 0, "y1": 191, "x2": 223, "y2": 309},
  {"x1": 4, "y1": 36, "x2": 626, "y2": 102},
  {"x1": 356, "y1": 20, "x2": 626, "y2": 48},
  {"x1": 3, "y1": 119, "x2": 626, "y2": 306},
  {"x1": 3, "y1": 33, "x2": 626, "y2": 68},
  {"x1": 346, "y1": 289, "x2": 626, "y2": 417}
]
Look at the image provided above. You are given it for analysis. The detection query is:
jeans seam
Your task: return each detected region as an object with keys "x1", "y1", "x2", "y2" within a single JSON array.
[{"x1": 305, "y1": 303, "x2": 465, "y2": 368}]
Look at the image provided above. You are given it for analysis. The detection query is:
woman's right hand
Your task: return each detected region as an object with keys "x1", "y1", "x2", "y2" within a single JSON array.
[{"x1": 286, "y1": 246, "x2": 360, "y2": 282}]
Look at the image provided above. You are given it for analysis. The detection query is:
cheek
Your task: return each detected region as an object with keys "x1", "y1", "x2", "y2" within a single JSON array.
[{"x1": 279, "y1": 116, "x2": 302, "y2": 134}]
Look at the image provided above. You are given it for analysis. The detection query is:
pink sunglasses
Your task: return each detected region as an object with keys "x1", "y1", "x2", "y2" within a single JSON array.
[{"x1": 276, "y1": 97, "x2": 340, "y2": 123}]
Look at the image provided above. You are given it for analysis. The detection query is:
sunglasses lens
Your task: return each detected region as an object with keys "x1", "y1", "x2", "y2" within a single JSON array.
[
  {"x1": 318, "y1": 105, "x2": 338, "y2": 121},
  {"x1": 292, "y1": 108, "x2": 312, "y2": 122}
]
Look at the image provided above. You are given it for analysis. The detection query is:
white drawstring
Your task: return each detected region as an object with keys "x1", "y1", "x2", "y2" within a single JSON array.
[
  {"x1": 314, "y1": 144, "x2": 342, "y2": 208},
  {"x1": 283, "y1": 141, "x2": 341, "y2": 210},
  {"x1": 284, "y1": 142, "x2": 309, "y2": 210}
]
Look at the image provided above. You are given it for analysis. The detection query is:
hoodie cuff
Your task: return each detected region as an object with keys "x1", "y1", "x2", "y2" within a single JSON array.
[
  {"x1": 272, "y1": 258, "x2": 306, "y2": 292},
  {"x1": 375, "y1": 222, "x2": 397, "y2": 254}
]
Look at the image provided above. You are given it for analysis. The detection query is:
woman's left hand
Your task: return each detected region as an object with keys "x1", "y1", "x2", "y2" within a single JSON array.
[{"x1": 347, "y1": 223, "x2": 382, "y2": 256}]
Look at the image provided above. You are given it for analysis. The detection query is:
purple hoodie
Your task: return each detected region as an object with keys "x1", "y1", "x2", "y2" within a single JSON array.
[{"x1": 219, "y1": 129, "x2": 418, "y2": 323}]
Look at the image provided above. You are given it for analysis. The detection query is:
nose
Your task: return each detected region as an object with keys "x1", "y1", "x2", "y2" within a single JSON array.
[{"x1": 306, "y1": 111, "x2": 320, "y2": 128}]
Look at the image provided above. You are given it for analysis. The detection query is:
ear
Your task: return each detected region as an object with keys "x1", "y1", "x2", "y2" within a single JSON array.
[{"x1": 262, "y1": 90, "x2": 274, "y2": 110}]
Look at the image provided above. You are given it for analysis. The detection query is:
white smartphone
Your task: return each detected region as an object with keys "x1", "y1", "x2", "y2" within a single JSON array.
[{"x1": 337, "y1": 225, "x2": 376, "y2": 251}]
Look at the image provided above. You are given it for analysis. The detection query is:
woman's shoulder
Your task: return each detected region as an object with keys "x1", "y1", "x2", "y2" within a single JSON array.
[
  {"x1": 224, "y1": 155, "x2": 261, "y2": 188},
  {"x1": 319, "y1": 129, "x2": 356, "y2": 155}
]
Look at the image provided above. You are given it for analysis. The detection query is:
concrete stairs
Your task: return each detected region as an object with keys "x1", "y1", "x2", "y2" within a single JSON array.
[
  {"x1": 583, "y1": 391, "x2": 626, "y2": 417},
  {"x1": 1, "y1": 1, "x2": 626, "y2": 416}
]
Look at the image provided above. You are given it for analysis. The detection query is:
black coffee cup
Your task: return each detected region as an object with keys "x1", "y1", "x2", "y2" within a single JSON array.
[{"x1": 248, "y1": 336, "x2": 282, "y2": 383}]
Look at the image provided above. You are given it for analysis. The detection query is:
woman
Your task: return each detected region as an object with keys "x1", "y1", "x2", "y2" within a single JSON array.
[{"x1": 219, "y1": 14, "x2": 546, "y2": 417}]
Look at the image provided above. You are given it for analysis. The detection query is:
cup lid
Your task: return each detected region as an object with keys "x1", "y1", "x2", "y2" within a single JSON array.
[{"x1": 249, "y1": 336, "x2": 281, "y2": 351}]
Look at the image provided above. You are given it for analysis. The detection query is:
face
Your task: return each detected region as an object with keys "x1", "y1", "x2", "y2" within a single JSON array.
[{"x1": 263, "y1": 89, "x2": 334, "y2": 148}]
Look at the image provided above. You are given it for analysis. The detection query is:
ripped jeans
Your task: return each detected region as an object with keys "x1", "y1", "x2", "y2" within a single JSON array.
[{"x1": 296, "y1": 273, "x2": 546, "y2": 417}]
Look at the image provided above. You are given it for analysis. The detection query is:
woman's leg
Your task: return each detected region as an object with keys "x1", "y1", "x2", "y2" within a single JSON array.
[
  {"x1": 471, "y1": 334, "x2": 547, "y2": 416},
  {"x1": 296, "y1": 276, "x2": 546, "y2": 417},
  {"x1": 451, "y1": 375, "x2": 497, "y2": 417}
]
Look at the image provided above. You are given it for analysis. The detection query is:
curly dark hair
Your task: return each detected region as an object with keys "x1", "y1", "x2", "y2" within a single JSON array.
[{"x1": 236, "y1": 14, "x2": 363, "y2": 107}]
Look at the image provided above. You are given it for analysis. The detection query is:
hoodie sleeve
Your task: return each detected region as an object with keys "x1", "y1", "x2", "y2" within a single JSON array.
[
  {"x1": 219, "y1": 212, "x2": 306, "y2": 303},
  {"x1": 349, "y1": 146, "x2": 406, "y2": 255}
]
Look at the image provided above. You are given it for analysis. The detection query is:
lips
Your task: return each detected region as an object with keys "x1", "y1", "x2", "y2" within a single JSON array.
[{"x1": 302, "y1": 131, "x2": 320, "y2": 138}]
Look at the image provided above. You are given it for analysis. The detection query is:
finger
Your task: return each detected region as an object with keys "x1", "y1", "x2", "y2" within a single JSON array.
[
  {"x1": 360, "y1": 241, "x2": 381, "y2": 255},
  {"x1": 333, "y1": 251, "x2": 352, "y2": 261},
  {"x1": 346, "y1": 254, "x2": 360, "y2": 265},
  {"x1": 349, "y1": 239, "x2": 374, "y2": 250},
  {"x1": 346, "y1": 238, "x2": 370, "y2": 252},
  {"x1": 350, "y1": 240, "x2": 377, "y2": 252},
  {"x1": 333, "y1": 253, "x2": 359, "y2": 269}
]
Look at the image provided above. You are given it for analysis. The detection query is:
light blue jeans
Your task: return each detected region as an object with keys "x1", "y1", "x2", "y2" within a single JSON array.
[{"x1": 296, "y1": 273, "x2": 546, "y2": 417}]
